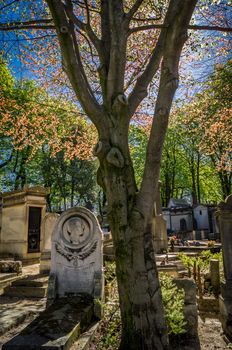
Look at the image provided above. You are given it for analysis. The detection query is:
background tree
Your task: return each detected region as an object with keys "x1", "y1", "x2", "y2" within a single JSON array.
[
  {"x1": 180, "y1": 60, "x2": 232, "y2": 198},
  {"x1": 0, "y1": 60, "x2": 99, "y2": 209}
]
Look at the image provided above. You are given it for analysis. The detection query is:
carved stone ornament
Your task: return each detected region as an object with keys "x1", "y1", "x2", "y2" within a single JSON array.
[
  {"x1": 54, "y1": 209, "x2": 98, "y2": 267},
  {"x1": 56, "y1": 240, "x2": 98, "y2": 267}
]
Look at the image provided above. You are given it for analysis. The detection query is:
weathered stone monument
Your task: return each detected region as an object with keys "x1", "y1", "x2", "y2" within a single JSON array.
[
  {"x1": 0, "y1": 186, "x2": 48, "y2": 263},
  {"x1": 152, "y1": 181, "x2": 168, "y2": 253},
  {"x1": 40, "y1": 213, "x2": 60, "y2": 274},
  {"x1": 48, "y1": 207, "x2": 104, "y2": 317},
  {"x1": 217, "y1": 194, "x2": 232, "y2": 340}
]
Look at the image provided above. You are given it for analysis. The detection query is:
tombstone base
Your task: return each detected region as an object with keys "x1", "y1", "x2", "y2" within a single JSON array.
[{"x1": 3, "y1": 295, "x2": 94, "y2": 350}]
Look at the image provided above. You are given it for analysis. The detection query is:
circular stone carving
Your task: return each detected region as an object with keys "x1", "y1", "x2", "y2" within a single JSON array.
[
  {"x1": 57, "y1": 209, "x2": 96, "y2": 250},
  {"x1": 63, "y1": 217, "x2": 90, "y2": 246}
]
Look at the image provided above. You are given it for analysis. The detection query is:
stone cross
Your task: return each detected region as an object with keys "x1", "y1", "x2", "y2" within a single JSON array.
[
  {"x1": 217, "y1": 194, "x2": 232, "y2": 340},
  {"x1": 47, "y1": 207, "x2": 104, "y2": 318}
]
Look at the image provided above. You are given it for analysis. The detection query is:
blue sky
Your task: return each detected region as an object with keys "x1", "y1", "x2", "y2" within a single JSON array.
[{"x1": 0, "y1": 0, "x2": 231, "y2": 102}]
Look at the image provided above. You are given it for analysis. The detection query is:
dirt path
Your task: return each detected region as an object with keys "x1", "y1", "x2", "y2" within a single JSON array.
[{"x1": 198, "y1": 313, "x2": 228, "y2": 350}]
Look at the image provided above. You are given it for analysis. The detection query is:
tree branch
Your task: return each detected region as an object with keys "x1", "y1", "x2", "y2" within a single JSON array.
[
  {"x1": 0, "y1": 25, "x2": 55, "y2": 31},
  {"x1": 0, "y1": 19, "x2": 54, "y2": 31},
  {"x1": 64, "y1": 4, "x2": 104, "y2": 63},
  {"x1": 106, "y1": 1, "x2": 127, "y2": 104},
  {"x1": 128, "y1": 1, "x2": 186, "y2": 118},
  {"x1": 126, "y1": 0, "x2": 144, "y2": 20},
  {"x1": 137, "y1": 0, "x2": 198, "y2": 221},
  {"x1": 129, "y1": 24, "x2": 232, "y2": 34},
  {"x1": 189, "y1": 24, "x2": 232, "y2": 32},
  {"x1": 0, "y1": 0, "x2": 19, "y2": 11},
  {"x1": 45, "y1": 0, "x2": 104, "y2": 130}
]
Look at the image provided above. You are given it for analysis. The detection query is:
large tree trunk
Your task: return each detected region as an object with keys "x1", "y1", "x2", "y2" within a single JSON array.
[{"x1": 98, "y1": 155, "x2": 168, "y2": 350}]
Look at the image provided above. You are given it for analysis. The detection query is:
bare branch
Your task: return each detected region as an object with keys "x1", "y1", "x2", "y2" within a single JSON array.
[
  {"x1": 0, "y1": 34, "x2": 56, "y2": 42},
  {"x1": 84, "y1": 0, "x2": 90, "y2": 24},
  {"x1": 128, "y1": 10, "x2": 232, "y2": 118},
  {"x1": 129, "y1": 24, "x2": 166, "y2": 34},
  {"x1": 45, "y1": 0, "x2": 104, "y2": 129},
  {"x1": 0, "y1": 19, "x2": 53, "y2": 26},
  {"x1": 137, "y1": 0, "x2": 198, "y2": 220},
  {"x1": 126, "y1": 0, "x2": 144, "y2": 20},
  {"x1": 129, "y1": 23, "x2": 232, "y2": 34},
  {"x1": 0, "y1": 25, "x2": 55, "y2": 31},
  {"x1": 128, "y1": 35, "x2": 164, "y2": 117},
  {"x1": 0, "y1": 0, "x2": 19, "y2": 11},
  {"x1": 72, "y1": 0, "x2": 100, "y2": 13},
  {"x1": 131, "y1": 16, "x2": 162, "y2": 22},
  {"x1": 189, "y1": 24, "x2": 232, "y2": 32},
  {"x1": 64, "y1": 3, "x2": 104, "y2": 63},
  {"x1": 0, "y1": 19, "x2": 54, "y2": 31}
]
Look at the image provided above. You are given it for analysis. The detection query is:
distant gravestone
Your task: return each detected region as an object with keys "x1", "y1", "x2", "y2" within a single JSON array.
[
  {"x1": 48, "y1": 207, "x2": 104, "y2": 317},
  {"x1": 40, "y1": 213, "x2": 60, "y2": 274},
  {"x1": 43, "y1": 213, "x2": 60, "y2": 251},
  {"x1": 152, "y1": 181, "x2": 168, "y2": 253}
]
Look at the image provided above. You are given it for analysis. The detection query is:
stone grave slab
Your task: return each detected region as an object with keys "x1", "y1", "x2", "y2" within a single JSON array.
[{"x1": 2, "y1": 295, "x2": 93, "y2": 350}]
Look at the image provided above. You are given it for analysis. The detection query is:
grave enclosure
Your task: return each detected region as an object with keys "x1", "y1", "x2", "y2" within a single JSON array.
[{"x1": 3, "y1": 207, "x2": 104, "y2": 350}]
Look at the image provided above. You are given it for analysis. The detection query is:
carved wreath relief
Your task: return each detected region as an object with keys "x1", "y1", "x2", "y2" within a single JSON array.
[{"x1": 55, "y1": 214, "x2": 97, "y2": 267}]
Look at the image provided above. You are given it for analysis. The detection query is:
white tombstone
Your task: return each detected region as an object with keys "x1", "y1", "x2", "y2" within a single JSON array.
[
  {"x1": 40, "y1": 213, "x2": 60, "y2": 274},
  {"x1": 48, "y1": 207, "x2": 104, "y2": 317}
]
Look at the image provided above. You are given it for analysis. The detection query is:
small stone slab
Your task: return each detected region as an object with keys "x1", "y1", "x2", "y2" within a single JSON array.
[
  {"x1": 0, "y1": 273, "x2": 17, "y2": 282},
  {"x1": 13, "y1": 275, "x2": 48, "y2": 287},
  {"x1": 4, "y1": 286, "x2": 47, "y2": 298},
  {"x1": 0, "y1": 261, "x2": 22, "y2": 274},
  {"x1": 3, "y1": 295, "x2": 94, "y2": 350}
]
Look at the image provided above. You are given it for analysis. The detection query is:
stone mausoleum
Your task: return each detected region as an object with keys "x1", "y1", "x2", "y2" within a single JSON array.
[{"x1": 0, "y1": 186, "x2": 49, "y2": 263}]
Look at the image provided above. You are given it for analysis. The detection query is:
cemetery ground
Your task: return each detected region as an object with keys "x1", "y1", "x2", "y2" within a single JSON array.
[{"x1": 0, "y1": 259, "x2": 230, "y2": 350}]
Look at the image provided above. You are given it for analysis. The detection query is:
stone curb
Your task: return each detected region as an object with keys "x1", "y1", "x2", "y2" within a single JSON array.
[{"x1": 73, "y1": 322, "x2": 100, "y2": 350}]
